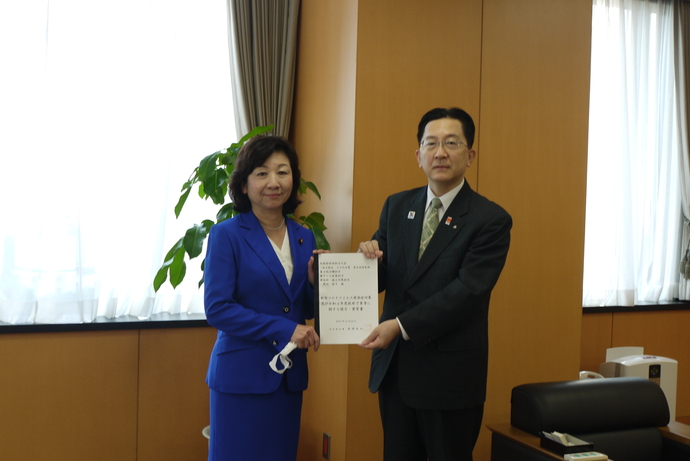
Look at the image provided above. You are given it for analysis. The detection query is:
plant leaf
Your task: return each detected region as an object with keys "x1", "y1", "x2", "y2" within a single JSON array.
[
  {"x1": 174, "y1": 187, "x2": 191, "y2": 218},
  {"x1": 202, "y1": 168, "x2": 228, "y2": 205},
  {"x1": 298, "y1": 213, "x2": 329, "y2": 250},
  {"x1": 311, "y1": 226, "x2": 330, "y2": 250},
  {"x1": 226, "y1": 143, "x2": 241, "y2": 157},
  {"x1": 299, "y1": 212, "x2": 327, "y2": 232},
  {"x1": 216, "y1": 203, "x2": 237, "y2": 223},
  {"x1": 153, "y1": 266, "x2": 168, "y2": 292},
  {"x1": 154, "y1": 238, "x2": 185, "y2": 291},
  {"x1": 156, "y1": 124, "x2": 333, "y2": 292},
  {"x1": 198, "y1": 258, "x2": 206, "y2": 289},
  {"x1": 198, "y1": 153, "x2": 220, "y2": 182},
  {"x1": 237, "y1": 125, "x2": 274, "y2": 145},
  {"x1": 185, "y1": 166, "x2": 200, "y2": 186},
  {"x1": 224, "y1": 162, "x2": 235, "y2": 178},
  {"x1": 223, "y1": 125, "x2": 274, "y2": 161},
  {"x1": 163, "y1": 238, "x2": 184, "y2": 264},
  {"x1": 299, "y1": 179, "x2": 321, "y2": 200},
  {"x1": 169, "y1": 248, "x2": 187, "y2": 288},
  {"x1": 181, "y1": 178, "x2": 194, "y2": 191},
  {"x1": 183, "y1": 221, "x2": 213, "y2": 259}
]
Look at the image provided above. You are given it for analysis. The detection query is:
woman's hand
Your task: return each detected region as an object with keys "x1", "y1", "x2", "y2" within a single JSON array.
[
  {"x1": 308, "y1": 249, "x2": 331, "y2": 286},
  {"x1": 290, "y1": 324, "x2": 320, "y2": 351},
  {"x1": 358, "y1": 240, "x2": 383, "y2": 263}
]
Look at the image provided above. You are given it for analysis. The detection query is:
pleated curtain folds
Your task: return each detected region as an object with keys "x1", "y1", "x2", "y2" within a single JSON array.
[
  {"x1": 676, "y1": 0, "x2": 690, "y2": 300},
  {"x1": 226, "y1": 0, "x2": 300, "y2": 139}
]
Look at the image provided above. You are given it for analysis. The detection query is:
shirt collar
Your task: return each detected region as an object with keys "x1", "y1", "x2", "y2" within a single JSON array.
[{"x1": 425, "y1": 179, "x2": 465, "y2": 214}]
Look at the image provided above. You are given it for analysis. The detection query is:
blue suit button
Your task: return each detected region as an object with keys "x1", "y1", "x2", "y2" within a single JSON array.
[
  {"x1": 283, "y1": 306, "x2": 290, "y2": 313},
  {"x1": 272, "y1": 340, "x2": 278, "y2": 346}
]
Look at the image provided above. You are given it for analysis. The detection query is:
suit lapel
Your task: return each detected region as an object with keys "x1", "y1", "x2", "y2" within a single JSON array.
[
  {"x1": 286, "y1": 220, "x2": 309, "y2": 296},
  {"x1": 403, "y1": 189, "x2": 428, "y2": 276},
  {"x1": 240, "y1": 212, "x2": 292, "y2": 299},
  {"x1": 406, "y1": 183, "x2": 472, "y2": 288}
]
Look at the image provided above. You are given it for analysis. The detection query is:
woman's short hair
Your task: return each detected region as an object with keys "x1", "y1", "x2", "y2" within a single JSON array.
[{"x1": 229, "y1": 135, "x2": 302, "y2": 215}]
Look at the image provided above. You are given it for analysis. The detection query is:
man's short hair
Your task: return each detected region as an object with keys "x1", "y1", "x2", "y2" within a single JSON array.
[{"x1": 417, "y1": 107, "x2": 476, "y2": 148}]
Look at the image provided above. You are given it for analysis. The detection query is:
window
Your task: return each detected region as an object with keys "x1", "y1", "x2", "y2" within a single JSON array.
[
  {"x1": 583, "y1": 0, "x2": 683, "y2": 307},
  {"x1": 0, "y1": 1, "x2": 235, "y2": 324}
]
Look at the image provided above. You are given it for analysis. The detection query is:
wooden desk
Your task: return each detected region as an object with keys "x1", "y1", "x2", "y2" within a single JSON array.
[
  {"x1": 660, "y1": 420, "x2": 690, "y2": 447},
  {"x1": 489, "y1": 421, "x2": 690, "y2": 459},
  {"x1": 486, "y1": 423, "x2": 563, "y2": 460}
]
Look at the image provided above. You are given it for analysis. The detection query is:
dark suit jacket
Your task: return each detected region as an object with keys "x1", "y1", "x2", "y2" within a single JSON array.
[
  {"x1": 369, "y1": 182, "x2": 512, "y2": 410},
  {"x1": 204, "y1": 211, "x2": 316, "y2": 394}
]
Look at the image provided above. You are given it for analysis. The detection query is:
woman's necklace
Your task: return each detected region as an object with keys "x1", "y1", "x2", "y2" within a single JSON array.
[{"x1": 261, "y1": 218, "x2": 285, "y2": 231}]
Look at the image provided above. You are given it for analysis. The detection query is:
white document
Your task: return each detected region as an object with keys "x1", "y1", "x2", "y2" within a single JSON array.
[{"x1": 315, "y1": 253, "x2": 379, "y2": 345}]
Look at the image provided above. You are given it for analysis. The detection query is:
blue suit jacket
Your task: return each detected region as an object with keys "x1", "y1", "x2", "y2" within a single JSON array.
[{"x1": 204, "y1": 211, "x2": 316, "y2": 394}]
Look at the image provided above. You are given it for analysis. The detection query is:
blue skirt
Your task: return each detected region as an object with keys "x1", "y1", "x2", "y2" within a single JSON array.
[{"x1": 209, "y1": 379, "x2": 303, "y2": 461}]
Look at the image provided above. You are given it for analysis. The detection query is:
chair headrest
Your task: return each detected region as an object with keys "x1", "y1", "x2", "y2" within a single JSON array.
[{"x1": 511, "y1": 377, "x2": 670, "y2": 435}]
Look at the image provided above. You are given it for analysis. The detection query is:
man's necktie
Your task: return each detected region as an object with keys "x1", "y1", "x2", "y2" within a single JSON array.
[{"x1": 419, "y1": 197, "x2": 442, "y2": 260}]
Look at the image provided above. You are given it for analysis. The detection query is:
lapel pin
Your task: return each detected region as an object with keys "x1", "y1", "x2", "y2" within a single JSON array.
[
  {"x1": 298, "y1": 238, "x2": 304, "y2": 245},
  {"x1": 445, "y1": 217, "x2": 453, "y2": 226},
  {"x1": 407, "y1": 211, "x2": 416, "y2": 219}
]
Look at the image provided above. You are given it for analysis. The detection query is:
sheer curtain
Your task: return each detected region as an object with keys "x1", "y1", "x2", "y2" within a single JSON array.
[
  {"x1": 583, "y1": 0, "x2": 682, "y2": 307},
  {"x1": 677, "y1": 1, "x2": 690, "y2": 301},
  {"x1": 0, "y1": 1, "x2": 235, "y2": 324}
]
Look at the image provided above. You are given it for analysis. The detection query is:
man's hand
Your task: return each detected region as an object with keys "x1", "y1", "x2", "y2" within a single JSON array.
[
  {"x1": 290, "y1": 324, "x2": 320, "y2": 351},
  {"x1": 358, "y1": 319, "x2": 400, "y2": 349},
  {"x1": 358, "y1": 240, "x2": 383, "y2": 262}
]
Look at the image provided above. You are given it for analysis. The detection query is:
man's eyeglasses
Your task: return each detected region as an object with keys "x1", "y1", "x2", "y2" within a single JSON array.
[{"x1": 419, "y1": 139, "x2": 468, "y2": 152}]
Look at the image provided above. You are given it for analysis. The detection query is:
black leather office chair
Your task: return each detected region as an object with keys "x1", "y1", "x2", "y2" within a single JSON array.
[{"x1": 491, "y1": 377, "x2": 690, "y2": 461}]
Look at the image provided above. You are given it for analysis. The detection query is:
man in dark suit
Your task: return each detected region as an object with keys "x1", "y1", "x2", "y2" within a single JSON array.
[{"x1": 359, "y1": 108, "x2": 512, "y2": 461}]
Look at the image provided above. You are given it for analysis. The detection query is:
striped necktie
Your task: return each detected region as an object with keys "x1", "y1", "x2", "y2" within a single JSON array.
[{"x1": 418, "y1": 197, "x2": 442, "y2": 260}]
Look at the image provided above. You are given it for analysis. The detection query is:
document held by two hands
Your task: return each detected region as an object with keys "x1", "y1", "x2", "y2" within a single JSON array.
[{"x1": 314, "y1": 253, "x2": 379, "y2": 345}]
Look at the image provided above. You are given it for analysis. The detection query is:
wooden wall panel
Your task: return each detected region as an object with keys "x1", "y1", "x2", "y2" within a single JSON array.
[
  {"x1": 292, "y1": 1, "x2": 359, "y2": 460},
  {"x1": 344, "y1": 346, "x2": 381, "y2": 460},
  {"x1": 292, "y1": 0, "x2": 358, "y2": 255},
  {"x1": 294, "y1": 0, "x2": 593, "y2": 459},
  {"x1": 297, "y1": 345, "x2": 350, "y2": 461},
  {"x1": 479, "y1": 1, "x2": 592, "y2": 458},
  {"x1": 611, "y1": 311, "x2": 690, "y2": 418},
  {"x1": 137, "y1": 327, "x2": 217, "y2": 461},
  {"x1": 350, "y1": 0, "x2": 483, "y2": 459},
  {"x1": 0, "y1": 331, "x2": 139, "y2": 461},
  {"x1": 581, "y1": 310, "x2": 690, "y2": 419},
  {"x1": 352, "y1": 0, "x2": 483, "y2": 251},
  {"x1": 580, "y1": 311, "x2": 614, "y2": 373}
]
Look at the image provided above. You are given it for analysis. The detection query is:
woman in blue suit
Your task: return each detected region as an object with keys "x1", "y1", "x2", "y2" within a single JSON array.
[{"x1": 204, "y1": 135, "x2": 321, "y2": 461}]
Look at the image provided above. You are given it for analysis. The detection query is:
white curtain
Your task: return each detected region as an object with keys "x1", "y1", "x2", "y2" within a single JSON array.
[
  {"x1": 583, "y1": 0, "x2": 682, "y2": 306},
  {"x1": 0, "y1": 0, "x2": 236, "y2": 324},
  {"x1": 677, "y1": 1, "x2": 690, "y2": 300}
]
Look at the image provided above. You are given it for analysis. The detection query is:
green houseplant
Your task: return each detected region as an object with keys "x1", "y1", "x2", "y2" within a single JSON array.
[{"x1": 153, "y1": 125, "x2": 329, "y2": 291}]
